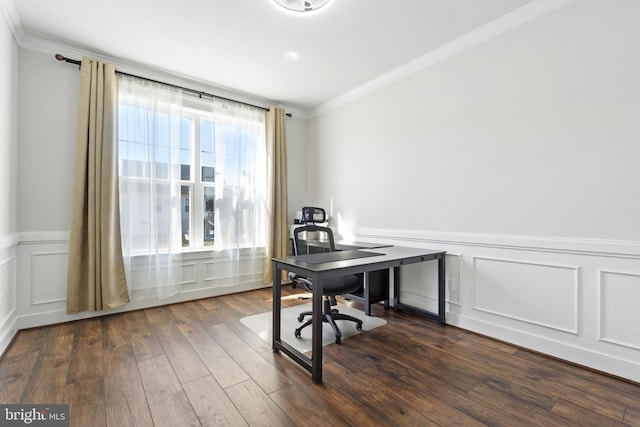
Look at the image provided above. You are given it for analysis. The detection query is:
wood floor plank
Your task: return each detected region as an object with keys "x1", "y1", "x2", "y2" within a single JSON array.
[
  {"x1": 514, "y1": 348, "x2": 640, "y2": 410},
  {"x1": 269, "y1": 378, "x2": 388, "y2": 427},
  {"x1": 455, "y1": 341, "x2": 629, "y2": 423},
  {"x1": 66, "y1": 335, "x2": 104, "y2": 384},
  {"x1": 166, "y1": 301, "x2": 210, "y2": 325},
  {"x1": 183, "y1": 375, "x2": 249, "y2": 427},
  {"x1": 551, "y1": 398, "x2": 628, "y2": 427},
  {"x1": 296, "y1": 361, "x2": 391, "y2": 427},
  {"x1": 101, "y1": 313, "x2": 131, "y2": 350},
  {"x1": 3, "y1": 328, "x2": 48, "y2": 357},
  {"x1": 399, "y1": 364, "x2": 536, "y2": 427},
  {"x1": 346, "y1": 325, "x2": 483, "y2": 393},
  {"x1": 468, "y1": 382, "x2": 579, "y2": 427},
  {"x1": 143, "y1": 306, "x2": 173, "y2": 335},
  {"x1": 177, "y1": 322, "x2": 250, "y2": 389},
  {"x1": 326, "y1": 363, "x2": 444, "y2": 426},
  {"x1": 20, "y1": 334, "x2": 74, "y2": 404},
  {"x1": 225, "y1": 379, "x2": 296, "y2": 427},
  {"x1": 269, "y1": 383, "x2": 355, "y2": 427},
  {"x1": 104, "y1": 345, "x2": 154, "y2": 427},
  {"x1": 63, "y1": 378, "x2": 106, "y2": 427},
  {"x1": 0, "y1": 351, "x2": 39, "y2": 403},
  {"x1": 482, "y1": 378, "x2": 556, "y2": 410},
  {"x1": 206, "y1": 323, "x2": 291, "y2": 394},
  {"x1": 624, "y1": 407, "x2": 640, "y2": 426},
  {"x1": 211, "y1": 296, "x2": 274, "y2": 354},
  {"x1": 147, "y1": 318, "x2": 209, "y2": 384},
  {"x1": 137, "y1": 355, "x2": 200, "y2": 427},
  {"x1": 123, "y1": 310, "x2": 164, "y2": 361}
]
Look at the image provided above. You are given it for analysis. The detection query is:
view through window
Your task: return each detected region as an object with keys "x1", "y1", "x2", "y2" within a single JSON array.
[{"x1": 118, "y1": 78, "x2": 267, "y2": 254}]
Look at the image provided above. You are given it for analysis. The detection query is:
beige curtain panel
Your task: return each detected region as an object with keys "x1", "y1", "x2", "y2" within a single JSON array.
[
  {"x1": 66, "y1": 57, "x2": 129, "y2": 313},
  {"x1": 263, "y1": 107, "x2": 289, "y2": 283}
]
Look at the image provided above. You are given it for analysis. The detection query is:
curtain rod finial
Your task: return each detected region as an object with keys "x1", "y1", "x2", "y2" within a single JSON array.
[{"x1": 55, "y1": 53, "x2": 82, "y2": 68}]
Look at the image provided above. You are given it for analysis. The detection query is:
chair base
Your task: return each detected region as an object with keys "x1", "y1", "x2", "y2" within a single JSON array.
[{"x1": 294, "y1": 298, "x2": 363, "y2": 344}]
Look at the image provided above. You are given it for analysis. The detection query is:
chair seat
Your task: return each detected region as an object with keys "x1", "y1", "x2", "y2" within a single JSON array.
[{"x1": 320, "y1": 274, "x2": 360, "y2": 296}]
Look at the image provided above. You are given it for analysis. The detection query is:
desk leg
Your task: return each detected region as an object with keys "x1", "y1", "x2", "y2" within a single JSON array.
[
  {"x1": 363, "y1": 272, "x2": 370, "y2": 316},
  {"x1": 311, "y1": 273, "x2": 323, "y2": 384},
  {"x1": 393, "y1": 266, "x2": 400, "y2": 312},
  {"x1": 438, "y1": 254, "x2": 446, "y2": 326},
  {"x1": 383, "y1": 268, "x2": 390, "y2": 310},
  {"x1": 272, "y1": 263, "x2": 282, "y2": 350}
]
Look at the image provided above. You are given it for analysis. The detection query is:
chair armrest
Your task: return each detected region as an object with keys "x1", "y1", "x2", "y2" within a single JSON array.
[{"x1": 291, "y1": 275, "x2": 313, "y2": 292}]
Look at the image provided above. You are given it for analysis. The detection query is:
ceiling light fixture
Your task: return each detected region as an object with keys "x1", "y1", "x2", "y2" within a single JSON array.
[{"x1": 271, "y1": 0, "x2": 333, "y2": 15}]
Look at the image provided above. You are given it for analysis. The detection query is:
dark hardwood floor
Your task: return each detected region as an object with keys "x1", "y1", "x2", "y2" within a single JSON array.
[{"x1": 1, "y1": 285, "x2": 639, "y2": 426}]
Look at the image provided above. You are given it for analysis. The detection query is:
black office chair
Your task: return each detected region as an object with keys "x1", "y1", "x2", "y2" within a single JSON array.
[{"x1": 290, "y1": 224, "x2": 363, "y2": 344}]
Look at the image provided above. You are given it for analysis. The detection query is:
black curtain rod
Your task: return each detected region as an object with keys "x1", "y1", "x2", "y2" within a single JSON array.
[{"x1": 55, "y1": 54, "x2": 291, "y2": 117}]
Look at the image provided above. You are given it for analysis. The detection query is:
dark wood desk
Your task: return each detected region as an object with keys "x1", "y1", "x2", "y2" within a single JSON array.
[{"x1": 272, "y1": 246, "x2": 446, "y2": 384}]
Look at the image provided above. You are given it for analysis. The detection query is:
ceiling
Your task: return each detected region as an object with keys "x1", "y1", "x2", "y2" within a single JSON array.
[{"x1": 9, "y1": 0, "x2": 536, "y2": 112}]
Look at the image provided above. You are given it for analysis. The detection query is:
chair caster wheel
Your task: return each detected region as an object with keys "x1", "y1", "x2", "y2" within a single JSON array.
[
  {"x1": 297, "y1": 315, "x2": 304, "y2": 322},
  {"x1": 294, "y1": 329, "x2": 301, "y2": 338},
  {"x1": 356, "y1": 323, "x2": 363, "y2": 331},
  {"x1": 335, "y1": 336, "x2": 341, "y2": 345}
]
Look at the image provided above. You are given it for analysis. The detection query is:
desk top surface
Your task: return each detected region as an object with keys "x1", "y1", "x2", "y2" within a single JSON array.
[
  {"x1": 274, "y1": 246, "x2": 445, "y2": 273},
  {"x1": 300, "y1": 239, "x2": 392, "y2": 251}
]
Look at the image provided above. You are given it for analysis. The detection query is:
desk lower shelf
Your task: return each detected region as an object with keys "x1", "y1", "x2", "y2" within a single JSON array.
[{"x1": 345, "y1": 270, "x2": 390, "y2": 316}]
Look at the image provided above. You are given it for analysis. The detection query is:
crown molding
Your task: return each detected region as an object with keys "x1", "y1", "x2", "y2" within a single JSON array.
[
  {"x1": 312, "y1": 0, "x2": 574, "y2": 117},
  {"x1": 0, "y1": 0, "x2": 23, "y2": 41}
]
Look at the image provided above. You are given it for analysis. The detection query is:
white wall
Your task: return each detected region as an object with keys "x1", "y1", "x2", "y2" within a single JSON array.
[
  {"x1": 18, "y1": 49, "x2": 78, "y2": 233},
  {"x1": 285, "y1": 115, "x2": 309, "y2": 221},
  {"x1": 308, "y1": 0, "x2": 640, "y2": 382},
  {"x1": 0, "y1": 6, "x2": 18, "y2": 355}
]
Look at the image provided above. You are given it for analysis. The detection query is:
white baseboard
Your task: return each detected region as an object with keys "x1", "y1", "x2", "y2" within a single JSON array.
[{"x1": 0, "y1": 309, "x2": 17, "y2": 357}]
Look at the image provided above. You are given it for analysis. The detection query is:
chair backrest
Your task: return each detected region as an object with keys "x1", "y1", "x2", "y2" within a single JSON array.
[{"x1": 292, "y1": 224, "x2": 336, "y2": 255}]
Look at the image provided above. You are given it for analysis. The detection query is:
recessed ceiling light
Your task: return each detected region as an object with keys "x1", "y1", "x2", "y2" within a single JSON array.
[
  {"x1": 271, "y1": 0, "x2": 333, "y2": 15},
  {"x1": 283, "y1": 51, "x2": 299, "y2": 62}
]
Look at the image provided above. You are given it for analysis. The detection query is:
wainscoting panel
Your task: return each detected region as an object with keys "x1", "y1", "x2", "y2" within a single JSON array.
[
  {"x1": 0, "y1": 234, "x2": 18, "y2": 357},
  {"x1": 473, "y1": 256, "x2": 579, "y2": 334},
  {"x1": 354, "y1": 227, "x2": 640, "y2": 383},
  {"x1": 16, "y1": 232, "x2": 269, "y2": 329},
  {"x1": 599, "y1": 269, "x2": 640, "y2": 350},
  {"x1": 203, "y1": 255, "x2": 264, "y2": 287},
  {"x1": 31, "y1": 251, "x2": 68, "y2": 305},
  {"x1": 0, "y1": 255, "x2": 16, "y2": 315}
]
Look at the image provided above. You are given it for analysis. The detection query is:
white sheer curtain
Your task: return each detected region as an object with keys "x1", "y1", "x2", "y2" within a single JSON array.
[
  {"x1": 117, "y1": 74, "x2": 268, "y2": 296},
  {"x1": 207, "y1": 100, "x2": 268, "y2": 284},
  {"x1": 210, "y1": 101, "x2": 267, "y2": 251},
  {"x1": 118, "y1": 75, "x2": 184, "y2": 298}
]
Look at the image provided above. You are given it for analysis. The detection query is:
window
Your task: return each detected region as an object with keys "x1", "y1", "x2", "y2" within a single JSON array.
[{"x1": 118, "y1": 76, "x2": 267, "y2": 255}]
